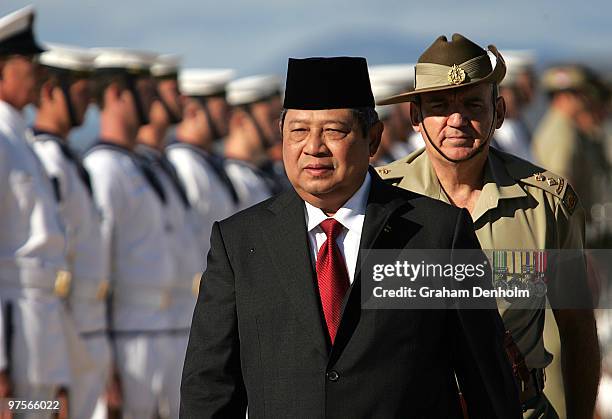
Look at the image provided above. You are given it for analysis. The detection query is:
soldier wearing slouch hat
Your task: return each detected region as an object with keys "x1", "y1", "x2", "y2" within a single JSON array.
[{"x1": 377, "y1": 33, "x2": 599, "y2": 418}]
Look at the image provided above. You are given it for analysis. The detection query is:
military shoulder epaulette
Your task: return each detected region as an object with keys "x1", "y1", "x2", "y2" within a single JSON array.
[
  {"x1": 375, "y1": 164, "x2": 402, "y2": 182},
  {"x1": 490, "y1": 148, "x2": 578, "y2": 214},
  {"x1": 375, "y1": 148, "x2": 424, "y2": 183},
  {"x1": 520, "y1": 170, "x2": 577, "y2": 215}
]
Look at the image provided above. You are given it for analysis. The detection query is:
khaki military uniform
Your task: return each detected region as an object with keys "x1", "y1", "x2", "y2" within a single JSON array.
[
  {"x1": 533, "y1": 108, "x2": 610, "y2": 223},
  {"x1": 377, "y1": 146, "x2": 588, "y2": 417}
]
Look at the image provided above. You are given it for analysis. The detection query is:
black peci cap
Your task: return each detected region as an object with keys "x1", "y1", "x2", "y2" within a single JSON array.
[{"x1": 283, "y1": 56, "x2": 375, "y2": 110}]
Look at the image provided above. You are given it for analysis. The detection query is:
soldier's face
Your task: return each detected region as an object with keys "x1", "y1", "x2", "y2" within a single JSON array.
[
  {"x1": 135, "y1": 77, "x2": 156, "y2": 117},
  {"x1": 0, "y1": 55, "x2": 39, "y2": 110},
  {"x1": 68, "y1": 78, "x2": 91, "y2": 127},
  {"x1": 206, "y1": 96, "x2": 230, "y2": 138},
  {"x1": 282, "y1": 108, "x2": 381, "y2": 211},
  {"x1": 414, "y1": 83, "x2": 504, "y2": 162},
  {"x1": 248, "y1": 100, "x2": 281, "y2": 147},
  {"x1": 122, "y1": 77, "x2": 156, "y2": 129},
  {"x1": 157, "y1": 78, "x2": 183, "y2": 123}
]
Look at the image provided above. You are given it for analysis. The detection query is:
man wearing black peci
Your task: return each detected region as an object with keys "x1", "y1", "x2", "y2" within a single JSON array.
[{"x1": 180, "y1": 56, "x2": 521, "y2": 418}]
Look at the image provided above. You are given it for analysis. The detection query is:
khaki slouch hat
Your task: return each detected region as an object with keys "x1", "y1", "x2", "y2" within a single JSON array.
[{"x1": 378, "y1": 33, "x2": 506, "y2": 104}]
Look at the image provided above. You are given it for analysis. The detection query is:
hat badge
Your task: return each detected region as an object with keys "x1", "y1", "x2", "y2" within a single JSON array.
[{"x1": 447, "y1": 64, "x2": 466, "y2": 85}]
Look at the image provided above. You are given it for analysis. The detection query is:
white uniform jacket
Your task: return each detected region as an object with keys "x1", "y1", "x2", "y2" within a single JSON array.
[
  {"x1": 84, "y1": 142, "x2": 175, "y2": 332},
  {"x1": 0, "y1": 101, "x2": 71, "y2": 386},
  {"x1": 166, "y1": 142, "x2": 236, "y2": 268}
]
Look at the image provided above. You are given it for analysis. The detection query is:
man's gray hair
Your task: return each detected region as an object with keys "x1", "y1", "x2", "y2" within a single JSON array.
[{"x1": 279, "y1": 107, "x2": 380, "y2": 137}]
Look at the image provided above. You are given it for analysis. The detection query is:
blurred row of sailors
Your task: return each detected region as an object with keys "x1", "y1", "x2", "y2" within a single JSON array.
[{"x1": 0, "y1": 6, "x2": 286, "y2": 419}]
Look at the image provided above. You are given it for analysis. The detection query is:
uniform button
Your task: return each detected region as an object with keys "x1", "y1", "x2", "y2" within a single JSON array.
[{"x1": 326, "y1": 370, "x2": 339, "y2": 382}]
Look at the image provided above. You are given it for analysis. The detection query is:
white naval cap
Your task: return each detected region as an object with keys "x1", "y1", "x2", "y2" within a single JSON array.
[
  {"x1": 369, "y1": 64, "x2": 416, "y2": 92},
  {"x1": 369, "y1": 65, "x2": 415, "y2": 119},
  {"x1": 92, "y1": 48, "x2": 158, "y2": 74},
  {"x1": 370, "y1": 82, "x2": 402, "y2": 120},
  {"x1": 226, "y1": 74, "x2": 281, "y2": 106},
  {"x1": 179, "y1": 68, "x2": 236, "y2": 97},
  {"x1": 0, "y1": 5, "x2": 45, "y2": 56},
  {"x1": 151, "y1": 54, "x2": 181, "y2": 78},
  {"x1": 38, "y1": 43, "x2": 97, "y2": 72},
  {"x1": 500, "y1": 50, "x2": 536, "y2": 86}
]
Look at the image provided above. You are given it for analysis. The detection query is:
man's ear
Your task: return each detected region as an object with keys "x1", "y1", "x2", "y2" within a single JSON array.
[
  {"x1": 229, "y1": 108, "x2": 246, "y2": 129},
  {"x1": 181, "y1": 98, "x2": 200, "y2": 120},
  {"x1": 104, "y1": 81, "x2": 123, "y2": 106},
  {"x1": 409, "y1": 101, "x2": 422, "y2": 131},
  {"x1": 39, "y1": 79, "x2": 56, "y2": 103},
  {"x1": 368, "y1": 120, "x2": 384, "y2": 157},
  {"x1": 495, "y1": 95, "x2": 506, "y2": 129}
]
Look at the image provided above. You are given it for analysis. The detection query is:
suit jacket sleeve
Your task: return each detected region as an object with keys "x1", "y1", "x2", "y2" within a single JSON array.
[
  {"x1": 450, "y1": 209, "x2": 522, "y2": 419},
  {"x1": 180, "y1": 221, "x2": 247, "y2": 418}
]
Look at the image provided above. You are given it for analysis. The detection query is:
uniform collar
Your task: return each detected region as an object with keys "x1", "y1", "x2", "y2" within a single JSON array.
[
  {"x1": 397, "y1": 149, "x2": 449, "y2": 203},
  {"x1": 168, "y1": 138, "x2": 211, "y2": 157},
  {"x1": 0, "y1": 100, "x2": 26, "y2": 136},
  {"x1": 30, "y1": 127, "x2": 62, "y2": 138},
  {"x1": 305, "y1": 172, "x2": 371, "y2": 235},
  {"x1": 135, "y1": 143, "x2": 163, "y2": 160},
  {"x1": 398, "y1": 147, "x2": 527, "y2": 222},
  {"x1": 548, "y1": 107, "x2": 574, "y2": 129},
  {"x1": 470, "y1": 148, "x2": 527, "y2": 221}
]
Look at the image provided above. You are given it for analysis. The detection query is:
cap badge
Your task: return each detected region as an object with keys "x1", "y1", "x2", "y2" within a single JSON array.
[
  {"x1": 534, "y1": 172, "x2": 546, "y2": 182},
  {"x1": 447, "y1": 64, "x2": 466, "y2": 85}
]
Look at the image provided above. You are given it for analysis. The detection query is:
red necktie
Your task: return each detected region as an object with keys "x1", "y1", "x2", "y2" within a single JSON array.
[{"x1": 316, "y1": 218, "x2": 350, "y2": 345}]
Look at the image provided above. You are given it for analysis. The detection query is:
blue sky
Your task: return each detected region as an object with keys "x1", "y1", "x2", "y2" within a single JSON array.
[
  {"x1": 2, "y1": 0, "x2": 611, "y2": 76},
  {"x1": 4, "y1": 0, "x2": 610, "y2": 147}
]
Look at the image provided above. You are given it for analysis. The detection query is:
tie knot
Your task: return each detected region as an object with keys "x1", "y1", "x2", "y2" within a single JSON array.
[{"x1": 319, "y1": 218, "x2": 344, "y2": 240}]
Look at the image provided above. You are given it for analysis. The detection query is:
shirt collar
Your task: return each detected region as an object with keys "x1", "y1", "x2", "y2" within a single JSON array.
[
  {"x1": 469, "y1": 149, "x2": 527, "y2": 222},
  {"x1": 397, "y1": 148, "x2": 448, "y2": 203},
  {"x1": 0, "y1": 100, "x2": 26, "y2": 135},
  {"x1": 305, "y1": 172, "x2": 371, "y2": 233}
]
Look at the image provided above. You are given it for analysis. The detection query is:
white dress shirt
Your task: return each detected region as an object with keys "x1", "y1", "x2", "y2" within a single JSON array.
[{"x1": 304, "y1": 172, "x2": 371, "y2": 284}]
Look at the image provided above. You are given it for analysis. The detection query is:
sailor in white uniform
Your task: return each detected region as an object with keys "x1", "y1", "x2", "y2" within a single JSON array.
[
  {"x1": 224, "y1": 74, "x2": 283, "y2": 211},
  {"x1": 136, "y1": 54, "x2": 202, "y2": 418},
  {"x1": 368, "y1": 64, "x2": 421, "y2": 159},
  {"x1": 29, "y1": 44, "x2": 111, "y2": 419},
  {"x1": 167, "y1": 69, "x2": 238, "y2": 262},
  {"x1": 0, "y1": 7, "x2": 73, "y2": 417},
  {"x1": 83, "y1": 48, "x2": 176, "y2": 419},
  {"x1": 368, "y1": 73, "x2": 409, "y2": 166},
  {"x1": 491, "y1": 50, "x2": 536, "y2": 162}
]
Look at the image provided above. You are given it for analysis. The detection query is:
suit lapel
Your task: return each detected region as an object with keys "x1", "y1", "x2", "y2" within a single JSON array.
[
  {"x1": 261, "y1": 190, "x2": 329, "y2": 357},
  {"x1": 356, "y1": 170, "x2": 415, "y2": 279}
]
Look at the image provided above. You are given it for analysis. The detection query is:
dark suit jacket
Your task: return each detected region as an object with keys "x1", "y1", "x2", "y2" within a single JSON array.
[{"x1": 180, "y1": 171, "x2": 521, "y2": 419}]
